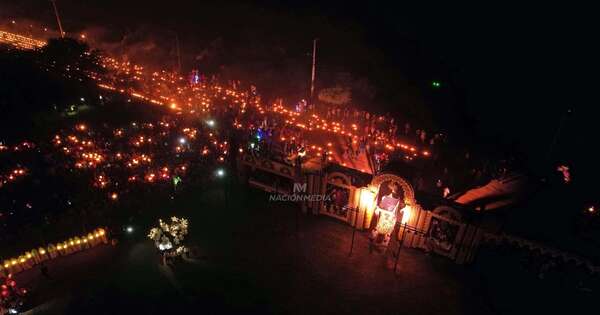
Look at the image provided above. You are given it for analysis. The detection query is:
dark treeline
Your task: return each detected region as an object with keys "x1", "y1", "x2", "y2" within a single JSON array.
[{"x1": 0, "y1": 38, "x2": 103, "y2": 140}]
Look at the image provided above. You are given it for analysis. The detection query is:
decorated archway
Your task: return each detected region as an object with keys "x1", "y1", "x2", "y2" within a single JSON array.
[
  {"x1": 369, "y1": 173, "x2": 415, "y2": 207},
  {"x1": 361, "y1": 173, "x2": 418, "y2": 250},
  {"x1": 423, "y1": 206, "x2": 467, "y2": 259},
  {"x1": 320, "y1": 172, "x2": 357, "y2": 222}
]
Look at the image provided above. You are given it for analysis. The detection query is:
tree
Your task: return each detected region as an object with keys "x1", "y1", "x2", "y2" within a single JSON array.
[
  {"x1": 38, "y1": 37, "x2": 103, "y2": 76},
  {"x1": 148, "y1": 217, "x2": 189, "y2": 261},
  {"x1": 318, "y1": 87, "x2": 352, "y2": 105}
]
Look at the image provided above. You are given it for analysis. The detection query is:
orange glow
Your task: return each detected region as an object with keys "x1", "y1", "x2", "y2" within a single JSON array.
[
  {"x1": 360, "y1": 188, "x2": 377, "y2": 228},
  {"x1": 400, "y1": 205, "x2": 411, "y2": 224}
]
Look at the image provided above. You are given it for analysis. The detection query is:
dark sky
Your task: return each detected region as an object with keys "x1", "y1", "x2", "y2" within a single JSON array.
[{"x1": 1, "y1": 1, "x2": 594, "y2": 179}]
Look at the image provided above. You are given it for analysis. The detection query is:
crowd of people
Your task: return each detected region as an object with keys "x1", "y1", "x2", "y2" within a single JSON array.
[{"x1": 96, "y1": 53, "x2": 510, "y2": 200}]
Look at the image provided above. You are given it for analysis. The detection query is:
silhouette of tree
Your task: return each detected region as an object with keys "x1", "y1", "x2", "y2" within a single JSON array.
[{"x1": 38, "y1": 37, "x2": 103, "y2": 76}]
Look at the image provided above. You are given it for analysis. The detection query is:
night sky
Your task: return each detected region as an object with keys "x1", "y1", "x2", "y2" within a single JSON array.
[{"x1": 1, "y1": 1, "x2": 593, "y2": 181}]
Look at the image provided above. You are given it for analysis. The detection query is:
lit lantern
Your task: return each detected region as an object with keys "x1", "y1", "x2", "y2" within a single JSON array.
[
  {"x1": 97, "y1": 228, "x2": 108, "y2": 243},
  {"x1": 10, "y1": 259, "x2": 21, "y2": 273},
  {"x1": 74, "y1": 237, "x2": 82, "y2": 251},
  {"x1": 47, "y1": 244, "x2": 58, "y2": 259},
  {"x1": 19, "y1": 255, "x2": 32, "y2": 270},
  {"x1": 30, "y1": 249, "x2": 40, "y2": 264},
  {"x1": 400, "y1": 205, "x2": 412, "y2": 225},
  {"x1": 359, "y1": 187, "x2": 377, "y2": 229},
  {"x1": 2, "y1": 261, "x2": 10, "y2": 275}
]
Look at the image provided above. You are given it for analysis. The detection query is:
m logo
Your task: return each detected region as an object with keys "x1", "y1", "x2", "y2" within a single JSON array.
[{"x1": 293, "y1": 182, "x2": 307, "y2": 193}]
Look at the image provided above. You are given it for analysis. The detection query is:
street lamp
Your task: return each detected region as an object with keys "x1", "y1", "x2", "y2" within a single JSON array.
[{"x1": 216, "y1": 168, "x2": 228, "y2": 210}]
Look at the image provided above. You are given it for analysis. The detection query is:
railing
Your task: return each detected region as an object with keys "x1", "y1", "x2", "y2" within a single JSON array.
[{"x1": 347, "y1": 206, "x2": 428, "y2": 272}]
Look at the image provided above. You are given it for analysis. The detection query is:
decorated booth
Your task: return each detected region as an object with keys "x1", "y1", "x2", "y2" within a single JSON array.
[
  {"x1": 319, "y1": 172, "x2": 357, "y2": 223},
  {"x1": 362, "y1": 173, "x2": 417, "y2": 250},
  {"x1": 239, "y1": 153, "x2": 296, "y2": 194}
]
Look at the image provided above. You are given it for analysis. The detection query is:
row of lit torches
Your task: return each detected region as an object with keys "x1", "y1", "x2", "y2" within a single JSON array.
[{"x1": 0, "y1": 228, "x2": 108, "y2": 277}]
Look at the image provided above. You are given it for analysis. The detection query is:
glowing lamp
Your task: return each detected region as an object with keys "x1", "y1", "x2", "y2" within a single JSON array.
[
  {"x1": 359, "y1": 187, "x2": 377, "y2": 228},
  {"x1": 359, "y1": 188, "x2": 376, "y2": 212},
  {"x1": 400, "y1": 205, "x2": 412, "y2": 224}
]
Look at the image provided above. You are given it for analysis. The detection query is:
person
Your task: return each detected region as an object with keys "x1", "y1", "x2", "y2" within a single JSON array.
[
  {"x1": 328, "y1": 189, "x2": 338, "y2": 213},
  {"x1": 40, "y1": 262, "x2": 51, "y2": 280},
  {"x1": 335, "y1": 189, "x2": 348, "y2": 216}
]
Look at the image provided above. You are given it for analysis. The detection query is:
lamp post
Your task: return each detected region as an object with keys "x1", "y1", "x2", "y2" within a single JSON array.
[
  {"x1": 216, "y1": 168, "x2": 228, "y2": 210},
  {"x1": 394, "y1": 223, "x2": 408, "y2": 273},
  {"x1": 349, "y1": 187, "x2": 365, "y2": 256},
  {"x1": 310, "y1": 38, "x2": 318, "y2": 102},
  {"x1": 175, "y1": 33, "x2": 182, "y2": 73},
  {"x1": 349, "y1": 206, "x2": 358, "y2": 257},
  {"x1": 50, "y1": 0, "x2": 65, "y2": 38},
  {"x1": 164, "y1": 30, "x2": 182, "y2": 73}
]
